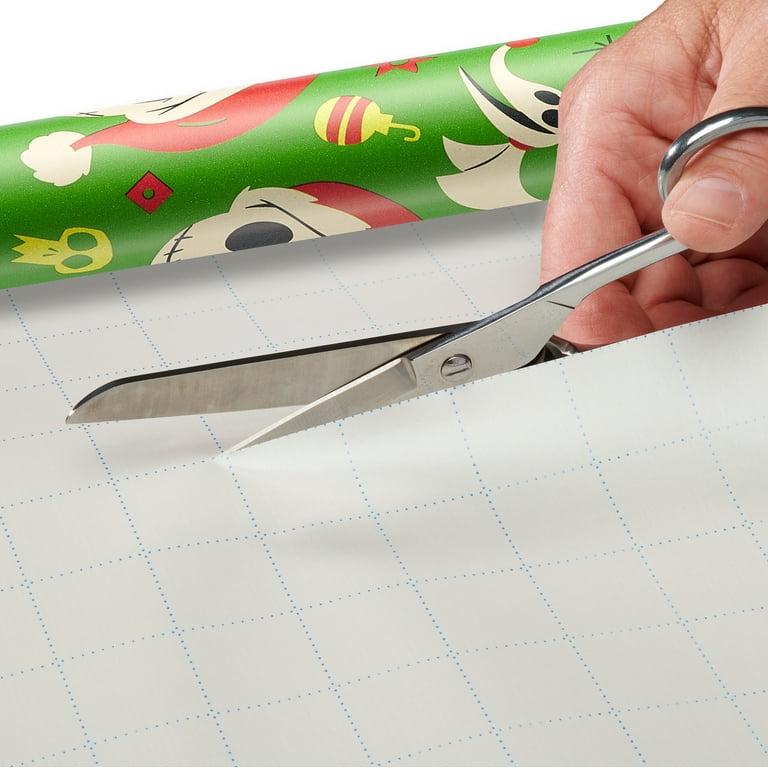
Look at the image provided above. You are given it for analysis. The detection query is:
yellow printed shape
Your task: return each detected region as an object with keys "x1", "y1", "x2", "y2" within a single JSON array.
[
  {"x1": 314, "y1": 96, "x2": 420, "y2": 145},
  {"x1": 11, "y1": 228, "x2": 113, "y2": 274}
]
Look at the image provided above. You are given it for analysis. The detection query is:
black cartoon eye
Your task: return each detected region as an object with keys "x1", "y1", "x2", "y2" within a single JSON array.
[
  {"x1": 535, "y1": 90, "x2": 560, "y2": 105},
  {"x1": 225, "y1": 222, "x2": 294, "y2": 250},
  {"x1": 542, "y1": 109, "x2": 558, "y2": 128}
]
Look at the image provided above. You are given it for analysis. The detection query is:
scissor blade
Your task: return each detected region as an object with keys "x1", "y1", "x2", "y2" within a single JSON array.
[
  {"x1": 66, "y1": 325, "x2": 469, "y2": 424},
  {"x1": 229, "y1": 356, "x2": 419, "y2": 451}
]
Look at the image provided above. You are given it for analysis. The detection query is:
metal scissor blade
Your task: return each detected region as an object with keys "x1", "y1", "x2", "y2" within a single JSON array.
[
  {"x1": 229, "y1": 228, "x2": 688, "y2": 449},
  {"x1": 66, "y1": 324, "x2": 470, "y2": 423},
  {"x1": 228, "y1": 335, "x2": 576, "y2": 451},
  {"x1": 229, "y1": 356, "x2": 419, "y2": 451}
]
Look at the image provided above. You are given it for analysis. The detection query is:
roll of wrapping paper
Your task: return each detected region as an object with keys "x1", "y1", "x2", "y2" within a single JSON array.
[{"x1": 0, "y1": 22, "x2": 634, "y2": 290}]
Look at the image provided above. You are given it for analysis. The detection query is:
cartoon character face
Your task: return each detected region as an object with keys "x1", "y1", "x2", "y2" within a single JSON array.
[
  {"x1": 12, "y1": 227, "x2": 112, "y2": 274},
  {"x1": 458, "y1": 44, "x2": 561, "y2": 149},
  {"x1": 80, "y1": 87, "x2": 242, "y2": 124},
  {"x1": 153, "y1": 186, "x2": 370, "y2": 263}
]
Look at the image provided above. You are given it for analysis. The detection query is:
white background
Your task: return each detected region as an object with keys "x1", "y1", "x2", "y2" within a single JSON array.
[{"x1": 2, "y1": 1, "x2": 661, "y2": 124}]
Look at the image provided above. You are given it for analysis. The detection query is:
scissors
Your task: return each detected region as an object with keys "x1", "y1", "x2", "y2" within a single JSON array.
[{"x1": 66, "y1": 107, "x2": 768, "y2": 451}]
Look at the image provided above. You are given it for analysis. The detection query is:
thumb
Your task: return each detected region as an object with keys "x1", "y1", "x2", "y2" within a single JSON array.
[
  {"x1": 662, "y1": 130, "x2": 768, "y2": 252},
  {"x1": 662, "y1": 74, "x2": 768, "y2": 253}
]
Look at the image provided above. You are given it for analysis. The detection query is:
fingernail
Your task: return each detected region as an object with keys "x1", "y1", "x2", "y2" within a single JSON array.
[{"x1": 672, "y1": 177, "x2": 744, "y2": 227}]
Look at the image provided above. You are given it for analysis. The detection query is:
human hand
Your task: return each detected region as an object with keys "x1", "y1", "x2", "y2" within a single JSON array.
[{"x1": 541, "y1": 0, "x2": 768, "y2": 348}]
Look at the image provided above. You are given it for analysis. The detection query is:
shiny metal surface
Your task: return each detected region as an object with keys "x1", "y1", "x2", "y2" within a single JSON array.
[
  {"x1": 658, "y1": 107, "x2": 768, "y2": 200},
  {"x1": 240, "y1": 231, "x2": 686, "y2": 447},
  {"x1": 65, "y1": 326, "x2": 463, "y2": 423},
  {"x1": 232, "y1": 107, "x2": 768, "y2": 447},
  {"x1": 67, "y1": 107, "x2": 768, "y2": 448}
]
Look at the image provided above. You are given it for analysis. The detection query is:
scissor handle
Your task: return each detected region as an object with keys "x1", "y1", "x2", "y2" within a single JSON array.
[{"x1": 658, "y1": 106, "x2": 768, "y2": 200}]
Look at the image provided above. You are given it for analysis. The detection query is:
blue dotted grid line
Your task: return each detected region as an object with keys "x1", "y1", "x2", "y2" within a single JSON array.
[
  {"x1": 407, "y1": 223, "x2": 484, "y2": 317},
  {"x1": 443, "y1": 384, "x2": 648, "y2": 764},
  {"x1": 5, "y1": 290, "x2": 239, "y2": 766},
  {"x1": 219, "y1": 456, "x2": 375, "y2": 764},
  {"x1": 334, "y1": 417, "x2": 517, "y2": 766},
  {"x1": 664, "y1": 330, "x2": 768, "y2": 567},
  {"x1": 0, "y1": 262, "x2": 492, "y2": 355},
  {"x1": 6, "y1": 589, "x2": 765, "y2": 696},
  {"x1": 4, "y1": 294, "x2": 103, "y2": 763},
  {"x1": 557, "y1": 351, "x2": 768, "y2": 758},
  {"x1": 308, "y1": 239, "x2": 383, "y2": 334},
  {"x1": 209, "y1": 254, "x2": 282, "y2": 353}
]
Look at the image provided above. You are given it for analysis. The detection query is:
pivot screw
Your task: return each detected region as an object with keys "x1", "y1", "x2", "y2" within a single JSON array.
[{"x1": 441, "y1": 354, "x2": 473, "y2": 382}]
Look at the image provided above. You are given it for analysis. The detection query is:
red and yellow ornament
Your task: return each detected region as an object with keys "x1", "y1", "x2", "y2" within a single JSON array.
[{"x1": 314, "y1": 96, "x2": 421, "y2": 146}]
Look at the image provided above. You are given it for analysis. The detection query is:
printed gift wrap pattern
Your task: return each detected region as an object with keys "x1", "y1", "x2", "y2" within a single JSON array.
[{"x1": 0, "y1": 24, "x2": 631, "y2": 289}]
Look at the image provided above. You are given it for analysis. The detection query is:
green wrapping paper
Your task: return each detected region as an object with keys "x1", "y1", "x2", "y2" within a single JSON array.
[{"x1": 0, "y1": 22, "x2": 633, "y2": 290}]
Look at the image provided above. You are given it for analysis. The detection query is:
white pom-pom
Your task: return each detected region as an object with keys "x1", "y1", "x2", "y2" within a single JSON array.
[{"x1": 20, "y1": 131, "x2": 91, "y2": 186}]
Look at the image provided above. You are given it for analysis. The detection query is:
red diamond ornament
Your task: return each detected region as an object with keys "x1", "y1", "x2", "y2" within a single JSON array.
[{"x1": 126, "y1": 172, "x2": 173, "y2": 213}]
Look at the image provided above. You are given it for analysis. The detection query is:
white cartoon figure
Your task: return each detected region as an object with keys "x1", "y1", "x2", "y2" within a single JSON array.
[
  {"x1": 20, "y1": 78, "x2": 315, "y2": 187},
  {"x1": 437, "y1": 44, "x2": 561, "y2": 209},
  {"x1": 152, "y1": 182, "x2": 420, "y2": 263}
]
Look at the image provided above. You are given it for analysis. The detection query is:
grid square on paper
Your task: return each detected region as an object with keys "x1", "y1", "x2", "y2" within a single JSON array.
[
  {"x1": 492, "y1": 469, "x2": 629, "y2": 566},
  {"x1": 669, "y1": 305, "x2": 768, "y2": 430},
  {"x1": 450, "y1": 365, "x2": 593, "y2": 489},
  {"x1": 454, "y1": 641, "x2": 608, "y2": 729},
  {"x1": 576, "y1": 625, "x2": 721, "y2": 710},
  {"x1": 621, "y1": 698, "x2": 767, "y2": 765},
  {"x1": 219, "y1": 690, "x2": 369, "y2": 766},
  {"x1": 438, "y1": 259, "x2": 538, "y2": 317},
  {"x1": 337, "y1": 391, "x2": 480, "y2": 513},
  {"x1": 7, "y1": 271, "x2": 133, "y2": 339},
  {"x1": 419, "y1": 570, "x2": 560, "y2": 652},
  {"x1": 642, "y1": 528, "x2": 768, "y2": 618},
  {"x1": 708, "y1": 419, "x2": 768, "y2": 521},
  {"x1": 82, "y1": 416, "x2": 220, "y2": 477},
  {"x1": 239, "y1": 285, "x2": 374, "y2": 348},
  {"x1": 0, "y1": 666, "x2": 86, "y2": 766},
  {"x1": 561, "y1": 334, "x2": 702, "y2": 460},
  {"x1": 599, "y1": 436, "x2": 740, "y2": 545},
  {"x1": 140, "y1": 304, "x2": 268, "y2": 367},
  {"x1": 32, "y1": 558, "x2": 172, "y2": 659},
  {"x1": 148, "y1": 538, "x2": 290, "y2": 629},
  {"x1": 380, "y1": 496, "x2": 519, "y2": 582},
  {"x1": 531, "y1": 550, "x2": 677, "y2": 636},
  {"x1": 410, "y1": 203, "x2": 544, "y2": 274},
  {"x1": 300, "y1": 586, "x2": 447, "y2": 683},
  {"x1": 691, "y1": 608, "x2": 768, "y2": 694},
  {"x1": 63, "y1": 635, "x2": 206, "y2": 742},
  {"x1": 118, "y1": 461, "x2": 255, "y2": 552},
  {"x1": 110, "y1": 255, "x2": 240, "y2": 321},
  {"x1": 0, "y1": 586, "x2": 53, "y2": 677},
  {"x1": 316, "y1": 219, "x2": 438, "y2": 286},
  {"x1": 94, "y1": 715, "x2": 229, "y2": 767},
  {"x1": 226, "y1": 424, "x2": 370, "y2": 535},
  {"x1": 410, "y1": 205, "x2": 543, "y2": 312},
  {"x1": 0, "y1": 428, "x2": 108, "y2": 507},
  {"x1": 339, "y1": 657, "x2": 490, "y2": 762},
  {"x1": 0, "y1": 380, "x2": 72, "y2": 437},
  {"x1": 266, "y1": 517, "x2": 406, "y2": 607},
  {"x1": 500, "y1": 713, "x2": 640, "y2": 766},
  {"x1": 213, "y1": 238, "x2": 343, "y2": 306},
  {"x1": 35, "y1": 321, "x2": 162, "y2": 383},
  {"x1": 340, "y1": 266, "x2": 479, "y2": 332},
  {"x1": 183, "y1": 613, "x2": 328, "y2": 710},
  {"x1": 0, "y1": 338, "x2": 52, "y2": 388},
  {"x1": 2, "y1": 484, "x2": 135, "y2": 581}
]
